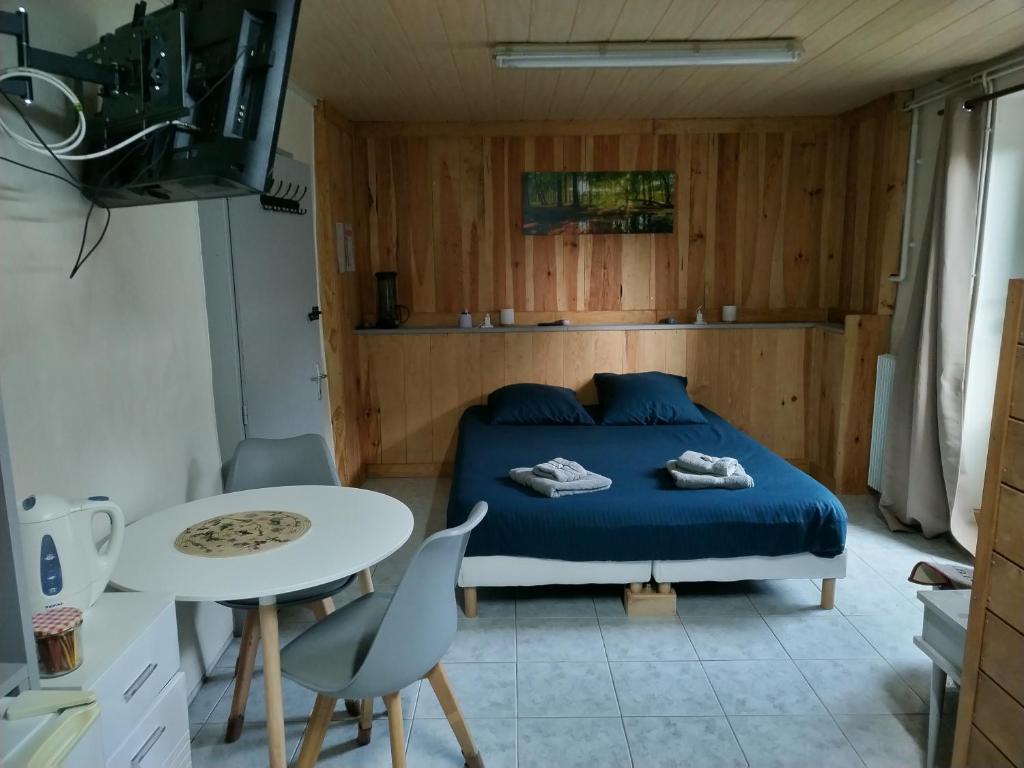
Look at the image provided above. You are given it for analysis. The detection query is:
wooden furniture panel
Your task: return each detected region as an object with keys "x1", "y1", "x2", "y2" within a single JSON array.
[
  {"x1": 980, "y1": 612, "x2": 1024, "y2": 706},
  {"x1": 954, "y1": 280, "x2": 1024, "y2": 767},
  {"x1": 968, "y1": 727, "x2": 1016, "y2": 768},
  {"x1": 987, "y1": 554, "x2": 1024, "y2": 636},
  {"x1": 1011, "y1": 346, "x2": 1024, "y2": 420},
  {"x1": 974, "y1": 673, "x2": 1024, "y2": 767},
  {"x1": 995, "y1": 484, "x2": 1024, "y2": 567},
  {"x1": 1001, "y1": 418, "x2": 1024, "y2": 490}
]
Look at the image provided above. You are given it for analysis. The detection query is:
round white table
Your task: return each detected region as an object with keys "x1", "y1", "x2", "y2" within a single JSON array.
[{"x1": 111, "y1": 485, "x2": 414, "y2": 768}]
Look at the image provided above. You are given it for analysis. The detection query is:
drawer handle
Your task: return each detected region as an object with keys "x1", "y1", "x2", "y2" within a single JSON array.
[
  {"x1": 130, "y1": 725, "x2": 165, "y2": 767},
  {"x1": 123, "y1": 662, "x2": 158, "y2": 702}
]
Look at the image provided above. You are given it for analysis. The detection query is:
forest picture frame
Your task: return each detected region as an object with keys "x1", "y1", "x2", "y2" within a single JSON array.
[{"x1": 522, "y1": 170, "x2": 676, "y2": 235}]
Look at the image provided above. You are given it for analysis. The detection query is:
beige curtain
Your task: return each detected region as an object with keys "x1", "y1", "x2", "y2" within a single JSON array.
[{"x1": 880, "y1": 91, "x2": 989, "y2": 543}]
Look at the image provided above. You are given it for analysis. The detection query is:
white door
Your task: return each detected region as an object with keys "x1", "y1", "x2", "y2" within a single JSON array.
[{"x1": 228, "y1": 156, "x2": 331, "y2": 443}]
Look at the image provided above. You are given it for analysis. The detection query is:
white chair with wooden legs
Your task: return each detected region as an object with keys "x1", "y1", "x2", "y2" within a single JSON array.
[
  {"x1": 282, "y1": 502, "x2": 490, "y2": 768},
  {"x1": 218, "y1": 434, "x2": 366, "y2": 742}
]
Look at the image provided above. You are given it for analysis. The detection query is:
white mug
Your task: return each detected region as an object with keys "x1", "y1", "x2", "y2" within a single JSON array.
[
  {"x1": 500, "y1": 308, "x2": 515, "y2": 326},
  {"x1": 722, "y1": 305, "x2": 737, "y2": 323}
]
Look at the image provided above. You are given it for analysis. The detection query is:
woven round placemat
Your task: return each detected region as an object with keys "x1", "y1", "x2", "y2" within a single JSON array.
[{"x1": 174, "y1": 510, "x2": 311, "y2": 558}]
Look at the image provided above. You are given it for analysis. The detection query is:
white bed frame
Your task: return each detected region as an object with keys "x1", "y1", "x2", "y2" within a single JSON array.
[{"x1": 458, "y1": 551, "x2": 847, "y2": 616}]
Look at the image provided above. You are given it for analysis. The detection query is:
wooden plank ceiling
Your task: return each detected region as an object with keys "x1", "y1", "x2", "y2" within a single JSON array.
[{"x1": 290, "y1": 0, "x2": 1024, "y2": 121}]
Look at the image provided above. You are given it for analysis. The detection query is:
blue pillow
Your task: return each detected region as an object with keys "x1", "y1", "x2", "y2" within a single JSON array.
[
  {"x1": 488, "y1": 383, "x2": 595, "y2": 425},
  {"x1": 594, "y1": 371, "x2": 707, "y2": 425}
]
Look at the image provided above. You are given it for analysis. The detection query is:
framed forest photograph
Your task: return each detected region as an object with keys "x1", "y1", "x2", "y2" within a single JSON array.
[{"x1": 522, "y1": 170, "x2": 676, "y2": 235}]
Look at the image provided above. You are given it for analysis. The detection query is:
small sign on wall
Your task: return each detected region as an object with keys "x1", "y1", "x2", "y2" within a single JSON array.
[{"x1": 335, "y1": 223, "x2": 355, "y2": 273}]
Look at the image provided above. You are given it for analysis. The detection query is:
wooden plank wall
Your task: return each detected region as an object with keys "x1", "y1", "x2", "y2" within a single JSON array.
[
  {"x1": 313, "y1": 103, "x2": 365, "y2": 485},
  {"x1": 806, "y1": 315, "x2": 891, "y2": 492},
  {"x1": 832, "y1": 94, "x2": 912, "y2": 317},
  {"x1": 314, "y1": 95, "x2": 909, "y2": 488},
  {"x1": 358, "y1": 327, "x2": 808, "y2": 474},
  {"x1": 348, "y1": 95, "x2": 910, "y2": 326}
]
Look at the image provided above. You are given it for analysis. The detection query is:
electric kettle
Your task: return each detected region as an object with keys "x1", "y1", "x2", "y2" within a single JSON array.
[{"x1": 18, "y1": 495, "x2": 126, "y2": 615}]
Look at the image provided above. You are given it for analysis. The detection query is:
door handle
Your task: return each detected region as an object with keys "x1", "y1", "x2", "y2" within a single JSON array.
[{"x1": 311, "y1": 362, "x2": 328, "y2": 400}]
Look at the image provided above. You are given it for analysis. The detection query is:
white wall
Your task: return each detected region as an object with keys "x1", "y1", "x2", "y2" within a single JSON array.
[
  {"x1": 0, "y1": 1, "x2": 319, "y2": 693},
  {"x1": 278, "y1": 87, "x2": 316, "y2": 165},
  {"x1": 1, "y1": 0, "x2": 228, "y2": 693},
  {"x1": 951, "y1": 87, "x2": 1024, "y2": 550}
]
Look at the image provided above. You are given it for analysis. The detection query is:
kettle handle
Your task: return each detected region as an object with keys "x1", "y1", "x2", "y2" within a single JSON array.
[{"x1": 80, "y1": 500, "x2": 126, "y2": 605}]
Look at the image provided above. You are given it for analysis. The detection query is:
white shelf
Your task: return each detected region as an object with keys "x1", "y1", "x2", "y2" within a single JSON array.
[{"x1": 356, "y1": 321, "x2": 844, "y2": 336}]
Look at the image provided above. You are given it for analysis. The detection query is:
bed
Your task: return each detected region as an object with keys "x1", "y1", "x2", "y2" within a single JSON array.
[{"x1": 447, "y1": 403, "x2": 848, "y2": 615}]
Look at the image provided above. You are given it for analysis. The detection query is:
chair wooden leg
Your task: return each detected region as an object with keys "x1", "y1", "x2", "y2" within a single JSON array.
[
  {"x1": 820, "y1": 578, "x2": 836, "y2": 609},
  {"x1": 425, "y1": 663, "x2": 483, "y2": 768},
  {"x1": 357, "y1": 697, "x2": 374, "y2": 745},
  {"x1": 358, "y1": 568, "x2": 374, "y2": 595},
  {"x1": 224, "y1": 610, "x2": 260, "y2": 743},
  {"x1": 383, "y1": 692, "x2": 406, "y2": 768},
  {"x1": 295, "y1": 694, "x2": 336, "y2": 768},
  {"x1": 462, "y1": 586, "x2": 478, "y2": 618}
]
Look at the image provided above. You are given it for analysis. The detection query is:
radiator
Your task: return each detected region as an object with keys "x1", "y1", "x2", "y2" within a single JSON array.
[{"x1": 868, "y1": 353, "x2": 896, "y2": 491}]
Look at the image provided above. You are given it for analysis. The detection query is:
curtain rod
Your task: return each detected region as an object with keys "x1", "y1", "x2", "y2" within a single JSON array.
[
  {"x1": 963, "y1": 81, "x2": 1024, "y2": 110},
  {"x1": 904, "y1": 55, "x2": 1024, "y2": 111},
  {"x1": 937, "y1": 80, "x2": 1024, "y2": 116}
]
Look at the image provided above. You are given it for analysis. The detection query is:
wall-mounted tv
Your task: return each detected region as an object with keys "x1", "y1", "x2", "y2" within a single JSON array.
[
  {"x1": 523, "y1": 171, "x2": 676, "y2": 235},
  {"x1": 79, "y1": 0, "x2": 301, "y2": 208}
]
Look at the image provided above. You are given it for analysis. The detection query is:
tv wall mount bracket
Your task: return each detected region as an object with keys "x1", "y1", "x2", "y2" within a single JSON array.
[{"x1": 0, "y1": 6, "x2": 123, "y2": 100}]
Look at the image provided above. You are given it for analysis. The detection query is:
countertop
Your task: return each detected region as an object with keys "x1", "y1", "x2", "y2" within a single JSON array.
[{"x1": 355, "y1": 321, "x2": 845, "y2": 335}]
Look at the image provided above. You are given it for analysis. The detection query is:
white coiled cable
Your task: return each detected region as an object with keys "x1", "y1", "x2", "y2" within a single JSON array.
[{"x1": 0, "y1": 67, "x2": 172, "y2": 161}]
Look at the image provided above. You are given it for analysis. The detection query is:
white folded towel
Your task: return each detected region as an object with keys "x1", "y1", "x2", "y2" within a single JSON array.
[
  {"x1": 510, "y1": 467, "x2": 612, "y2": 498},
  {"x1": 533, "y1": 458, "x2": 589, "y2": 483},
  {"x1": 673, "y1": 450, "x2": 740, "y2": 477},
  {"x1": 666, "y1": 461, "x2": 754, "y2": 490}
]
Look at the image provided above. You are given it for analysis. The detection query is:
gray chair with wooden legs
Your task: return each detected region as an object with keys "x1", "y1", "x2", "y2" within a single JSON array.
[
  {"x1": 282, "y1": 502, "x2": 489, "y2": 768},
  {"x1": 219, "y1": 434, "x2": 367, "y2": 742}
]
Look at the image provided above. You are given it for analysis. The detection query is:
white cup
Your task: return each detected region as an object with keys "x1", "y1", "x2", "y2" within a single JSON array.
[
  {"x1": 500, "y1": 308, "x2": 515, "y2": 326},
  {"x1": 722, "y1": 305, "x2": 737, "y2": 323}
]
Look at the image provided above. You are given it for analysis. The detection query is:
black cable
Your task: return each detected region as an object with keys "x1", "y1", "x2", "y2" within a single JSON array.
[
  {"x1": 69, "y1": 208, "x2": 111, "y2": 279},
  {"x1": 68, "y1": 135, "x2": 154, "y2": 279},
  {"x1": 68, "y1": 124, "x2": 174, "y2": 278},
  {"x1": 1, "y1": 91, "x2": 80, "y2": 186},
  {"x1": 0, "y1": 153, "x2": 91, "y2": 193}
]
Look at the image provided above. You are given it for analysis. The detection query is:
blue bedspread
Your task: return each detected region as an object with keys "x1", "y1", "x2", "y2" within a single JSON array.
[{"x1": 447, "y1": 405, "x2": 846, "y2": 561}]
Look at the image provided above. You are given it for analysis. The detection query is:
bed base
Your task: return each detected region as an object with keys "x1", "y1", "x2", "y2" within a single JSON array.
[{"x1": 458, "y1": 552, "x2": 846, "y2": 617}]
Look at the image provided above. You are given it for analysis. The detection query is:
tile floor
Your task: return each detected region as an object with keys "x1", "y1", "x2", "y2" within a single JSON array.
[{"x1": 187, "y1": 479, "x2": 970, "y2": 768}]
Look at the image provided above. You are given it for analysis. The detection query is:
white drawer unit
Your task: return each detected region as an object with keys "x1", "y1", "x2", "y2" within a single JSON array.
[
  {"x1": 107, "y1": 671, "x2": 189, "y2": 768},
  {"x1": 41, "y1": 592, "x2": 189, "y2": 765}
]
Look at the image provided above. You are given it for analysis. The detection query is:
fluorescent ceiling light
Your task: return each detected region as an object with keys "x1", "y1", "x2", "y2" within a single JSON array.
[{"x1": 493, "y1": 40, "x2": 803, "y2": 69}]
